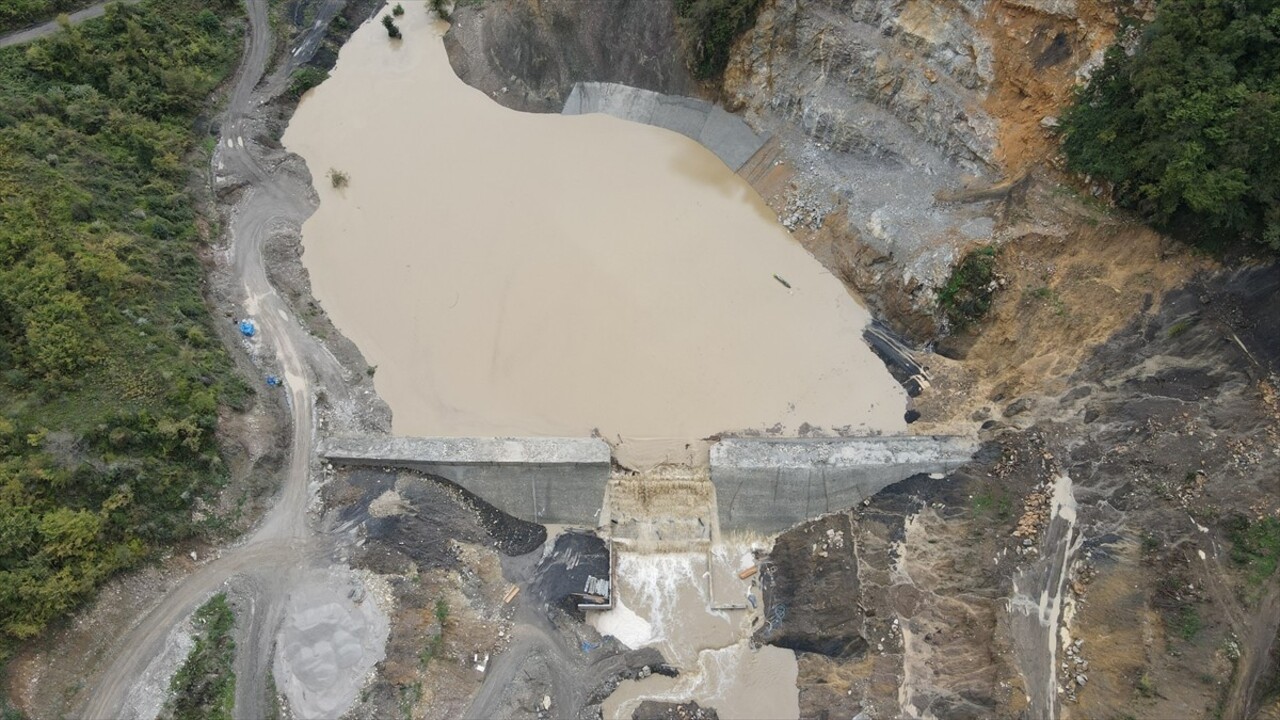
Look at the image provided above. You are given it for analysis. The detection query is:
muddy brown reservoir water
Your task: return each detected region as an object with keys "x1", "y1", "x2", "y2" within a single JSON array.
[{"x1": 283, "y1": 6, "x2": 905, "y2": 467}]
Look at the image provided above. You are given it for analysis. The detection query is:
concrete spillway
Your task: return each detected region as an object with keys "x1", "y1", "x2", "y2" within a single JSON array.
[
  {"x1": 562, "y1": 82, "x2": 769, "y2": 171},
  {"x1": 319, "y1": 435, "x2": 974, "y2": 532}
]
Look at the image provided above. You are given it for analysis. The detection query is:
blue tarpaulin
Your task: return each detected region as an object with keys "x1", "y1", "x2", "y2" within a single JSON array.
[
  {"x1": 239, "y1": 319, "x2": 256, "y2": 337},
  {"x1": 266, "y1": 375, "x2": 281, "y2": 387}
]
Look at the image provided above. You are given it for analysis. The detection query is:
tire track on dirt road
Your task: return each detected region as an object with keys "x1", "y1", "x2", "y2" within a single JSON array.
[{"x1": 80, "y1": 1, "x2": 358, "y2": 717}]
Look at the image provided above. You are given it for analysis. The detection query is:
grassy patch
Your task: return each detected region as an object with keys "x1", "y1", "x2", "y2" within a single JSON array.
[
  {"x1": 1176, "y1": 605, "x2": 1203, "y2": 641},
  {"x1": 0, "y1": 0, "x2": 247, "y2": 656},
  {"x1": 163, "y1": 593, "x2": 236, "y2": 720},
  {"x1": 1227, "y1": 515, "x2": 1280, "y2": 589},
  {"x1": 971, "y1": 489, "x2": 1013, "y2": 521},
  {"x1": 938, "y1": 245, "x2": 999, "y2": 330},
  {"x1": 1167, "y1": 317, "x2": 1198, "y2": 338},
  {"x1": 1026, "y1": 285, "x2": 1066, "y2": 316},
  {"x1": 286, "y1": 66, "x2": 329, "y2": 100}
]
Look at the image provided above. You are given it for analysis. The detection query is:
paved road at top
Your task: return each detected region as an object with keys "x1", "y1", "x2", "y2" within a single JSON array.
[{"x1": 0, "y1": 0, "x2": 141, "y2": 48}]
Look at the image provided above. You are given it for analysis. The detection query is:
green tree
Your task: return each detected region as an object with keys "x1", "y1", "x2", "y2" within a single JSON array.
[
  {"x1": 381, "y1": 14, "x2": 401, "y2": 39},
  {"x1": 674, "y1": 0, "x2": 764, "y2": 80},
  {"x1": 1059, "y1": 0, "x2": 1280, "y2": 250}
]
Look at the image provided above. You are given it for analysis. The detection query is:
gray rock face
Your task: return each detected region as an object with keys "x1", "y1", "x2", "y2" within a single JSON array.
[
  {"x1": 726, "y1": 0, "x2": 997, "y2": 171},
  {"x1": 724, "y1": 0, "x2": 1002, "y2": 313},
  {"x1": 443, "y1": 0, "x2": 695, "y2": 112},
  {"x1": 755, "y1": 514, "x2": 868, "y2": 658}
]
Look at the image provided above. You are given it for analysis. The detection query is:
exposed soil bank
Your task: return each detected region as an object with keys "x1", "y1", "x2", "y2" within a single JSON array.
[{"x1": 284, "y1": 4, "x2": 907, "y2": 469}]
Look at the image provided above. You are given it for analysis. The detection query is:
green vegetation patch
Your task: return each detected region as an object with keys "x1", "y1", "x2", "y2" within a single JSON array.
[
  {"x1": 286, "y1": 66, "x2": 329, "y2": 100},
  {"x1": 1058, "y1": 0, "x2": 1280, "y2": 251},
  {"x1": 163, "y1": 593, "x2": 236, "y2": 720},
  {"x1": 0, "y1": 0, "x2": 246, "y2": 657},
  {"x1": 675, "y1": 0, "x2": 764, "y2": 80},
  {"x1": 0, "y1": 0, "x2": 94, "y2": 34},
  {"x1": 938, "y1": 245, "x2": 999, "y2": 330},
  {"x1": 1227, "y1": 515, "x2": 1280, "y2": 588}
]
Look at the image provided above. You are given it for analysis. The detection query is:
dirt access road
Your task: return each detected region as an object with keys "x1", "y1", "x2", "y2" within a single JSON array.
[{"x1": 44, "y1": 0, "x2": 354, "y2": 717}]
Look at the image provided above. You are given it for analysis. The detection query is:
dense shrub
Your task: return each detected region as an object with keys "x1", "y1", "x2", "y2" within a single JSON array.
[
  {"x1": 0, "y1": 0, "x2": 89, "y2": 34},
  {"x1": 938, "y1": 246, "x2": 999, "y2": 330},
  {"x1": 164, "y1": 594, "x2": 236, "y2": 720},
  {"x1": 381, "y1": 14, "x2": 401, "y2": 39},
  {"x1": 0, "y1": 0, "x2": 244, "y2": 656},
  {"x1": 1059, "y1": 0, "x2": 1280, "y2": 250},
  {"x1": 674, "y1": 0, "x2": 764, "y2": 80},
  {"x1": 286, "y1": 66, "x2": 329, "y2": 100}
]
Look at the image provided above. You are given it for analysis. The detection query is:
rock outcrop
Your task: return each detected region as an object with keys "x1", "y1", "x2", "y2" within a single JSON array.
[{"x1": 443, "y1": 0, "x2": 694, "y2": 112}]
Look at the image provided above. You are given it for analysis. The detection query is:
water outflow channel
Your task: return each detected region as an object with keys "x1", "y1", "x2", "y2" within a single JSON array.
[{"x1": 285, "y1": 4, "x2": 912, "y2": 718}]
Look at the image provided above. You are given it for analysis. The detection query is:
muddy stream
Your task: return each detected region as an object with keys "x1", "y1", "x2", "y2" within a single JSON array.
[{"x1": 284, "y1": 4, "x2": 909, "y2": 717}]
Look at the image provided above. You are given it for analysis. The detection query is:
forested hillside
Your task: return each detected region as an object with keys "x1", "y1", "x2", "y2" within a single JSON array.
[
  {"x1": 1060, "y1": 0, "x2": 1279, "y2": 250},
  {"x1": 0, "y1": 0, "x2": 245, "y2": 656}
]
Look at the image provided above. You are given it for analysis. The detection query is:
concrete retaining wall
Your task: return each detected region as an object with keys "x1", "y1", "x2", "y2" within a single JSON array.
[
  {"x1": 319, "y1": 436, "x2": 612, "y2": 525},
  {"x1": 710, "y1": 436, "x2": 975, "y2": 532},
  {"x1": 562, "y1": 82, "x2": 768, "y2": 170}
]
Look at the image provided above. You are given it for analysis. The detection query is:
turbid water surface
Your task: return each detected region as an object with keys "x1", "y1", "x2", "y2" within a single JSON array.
[{"x1": 284, "y1": 4, "x2": 906, "y2": 468}]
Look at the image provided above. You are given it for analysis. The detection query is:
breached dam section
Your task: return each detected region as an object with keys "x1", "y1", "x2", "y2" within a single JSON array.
[{"x1": 284, "y1": 5, "x2": 908, "y2": 468}]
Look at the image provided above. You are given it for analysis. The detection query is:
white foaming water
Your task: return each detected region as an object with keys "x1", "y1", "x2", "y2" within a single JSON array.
[
  {"x1": 601, "y1": 552, "x2": 728, "y2": 663},
  {"x1": 593, "y1": 551, "x2": 799, "y2": 719},
  {"x1": 593, "y1": 595, "x2": 653, "y2": 649}
]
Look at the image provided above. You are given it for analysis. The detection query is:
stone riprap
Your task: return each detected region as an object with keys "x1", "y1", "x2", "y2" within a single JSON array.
[
  {"x1": 562, "y1": 82, "x2": 768, "y2": 170},
  {"x1": 710, "y1": 436, "x2": 975, "y2": 532}
]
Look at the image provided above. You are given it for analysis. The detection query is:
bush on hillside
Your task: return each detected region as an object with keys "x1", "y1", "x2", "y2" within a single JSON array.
[{"x1": 674, "y1": 0, "x2": 764, "y2": 80}]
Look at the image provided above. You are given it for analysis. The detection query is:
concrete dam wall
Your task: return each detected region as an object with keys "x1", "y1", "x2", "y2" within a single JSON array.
[
  {"x1": 709, "y1": 436, "x2": 977, "y2": 533},
  {"x1": 562, "y1": 82, "x2": 769, "y2": 171},
  {"x1": 319, "y1": 435, "x2": 975, "y2": 532},
  {"x1": 319, "y1": 436, "x2": 613, "y2": 525}
]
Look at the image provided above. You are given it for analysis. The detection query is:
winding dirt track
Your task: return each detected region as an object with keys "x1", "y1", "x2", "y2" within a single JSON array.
[{"x1": 65, "y1": 1, "x2": 349, "y2": 717}]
